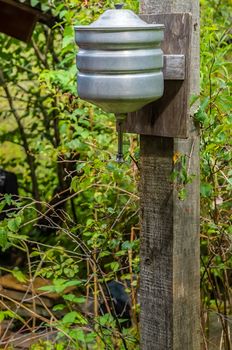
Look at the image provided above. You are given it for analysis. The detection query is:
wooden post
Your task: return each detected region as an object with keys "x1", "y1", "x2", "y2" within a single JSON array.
[{"x1": 139, "y1": 1, "x2": 200, "y2": 349}]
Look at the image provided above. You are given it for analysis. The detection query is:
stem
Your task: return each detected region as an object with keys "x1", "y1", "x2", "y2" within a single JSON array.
[
  {"x1": 0, "y1": 70, "x2": 41, "y2": 212},
  {"x1": 115, "y1": 114, "x2": 126, "y2": 163},
  {"x1": 31, "y1": 38, "x2": 49, "y2": 69}
]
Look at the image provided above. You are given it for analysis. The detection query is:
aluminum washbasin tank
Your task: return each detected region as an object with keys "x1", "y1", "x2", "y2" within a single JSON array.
[{"x1": 75, "y1": 7, "x2": 165, "y2": 114}]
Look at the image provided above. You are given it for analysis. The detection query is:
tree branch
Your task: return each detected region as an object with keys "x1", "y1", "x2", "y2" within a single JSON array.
[{"x1": 0, "y1": 69, "x2": 41, "y2": 212}]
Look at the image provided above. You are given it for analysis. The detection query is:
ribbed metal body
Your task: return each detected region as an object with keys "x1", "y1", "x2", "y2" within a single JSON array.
[{"x1": 75, "y1": 9, "x2": 164, "y2": 114}]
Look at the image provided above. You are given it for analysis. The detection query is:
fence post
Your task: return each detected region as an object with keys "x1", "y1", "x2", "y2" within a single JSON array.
[{"x1": 139, "y1": 1, "x2": 201, "y2": 349}]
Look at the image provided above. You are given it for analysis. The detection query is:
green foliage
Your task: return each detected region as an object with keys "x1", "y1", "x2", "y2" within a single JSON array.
[
  {"x1": 199, "y1": 0, "x2": 231, "y2": 346},
  {"x1": 0, "y1": 0, "x2": 231, "y2": 348},
  {"x1": 0, "y1": 0, "x2": 140, "y2": 348},
  {"x1": 172, "y1": 153, "x2": 196, "y2": 200},
  {"x1": 38, "y1": 278, "x2": 84, "y2": 294}
]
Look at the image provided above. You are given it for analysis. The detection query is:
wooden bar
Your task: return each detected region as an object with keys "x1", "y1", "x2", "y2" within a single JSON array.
[
  {"x1": 163, "y1": 54, "x2": 185, "y2": 80},
  {"x1": 0, "y1": 0, "x2": 37, "y2": 42},
  {"x1": 0, "y1": 0, "x2": 54, "y2": 42}
]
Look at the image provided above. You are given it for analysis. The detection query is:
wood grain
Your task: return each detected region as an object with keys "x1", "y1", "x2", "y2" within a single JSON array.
[
  {"x1": 163, "y1": 55, "x2": 185, "y2": 80},
  {"x1": 122, "y1": 13, "x2": 191, "y2": 138},
  {"x1": 138, "y1": 0, "x2": 200, "y2": 349},
  {"x1": 140, "y1": 136, "x2": 174, "y2": 349}
]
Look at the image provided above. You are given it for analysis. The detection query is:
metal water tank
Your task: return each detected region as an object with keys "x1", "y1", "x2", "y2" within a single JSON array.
[
  {"x1": 75, "y1": 7, "x2": 164, "y2": 114},
  {"x1": 74, "y1": 6, "x2": 164, "y2": 161}
]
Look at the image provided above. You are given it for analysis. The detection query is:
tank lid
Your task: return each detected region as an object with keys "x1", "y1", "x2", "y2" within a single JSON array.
[{"x1": 75, "y1": 9, "x2": 164, "y2": 30}]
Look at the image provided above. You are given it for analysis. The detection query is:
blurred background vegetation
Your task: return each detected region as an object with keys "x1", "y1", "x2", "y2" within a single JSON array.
[{"x1": 0, "y1": 0, "x2": 231, "y2": 349}]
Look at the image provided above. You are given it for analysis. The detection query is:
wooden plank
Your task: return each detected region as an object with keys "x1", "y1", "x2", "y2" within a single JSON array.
[
  {"x1": 140, "y1": 136, "x2": 174, "y2": 349},
  {"x1": 138, "y1": 0, "x2": 200, "y2": 349},
  {"x1": 0, "y1": 0, "x2": 55, "y2": 42},
  {"x1": 1, "y1": 0, "x2": 54, "y2": 23},
  {"x1": 163, "y1": 55, "x2": 185, "y2": 80},
  {"x1": 122, "y1": 13, "x2": 191, "y2": 138},
  {"x1": 0, "y1": 0, "x2": 37, "y2": 42}
]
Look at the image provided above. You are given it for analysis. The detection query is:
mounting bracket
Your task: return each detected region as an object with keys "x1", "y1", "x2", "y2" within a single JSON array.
[{"x1": 122, "y1": 13, "x2": 192, "y2": 138}]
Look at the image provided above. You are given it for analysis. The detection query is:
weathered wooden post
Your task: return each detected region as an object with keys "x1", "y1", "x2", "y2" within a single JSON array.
[{"x1": 124, "y1": 0, "x2": 200, "y2": 348}]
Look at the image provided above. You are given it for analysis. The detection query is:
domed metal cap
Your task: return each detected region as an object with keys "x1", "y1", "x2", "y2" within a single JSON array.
[{"x1": 76, "y1": 9, "x2": 164, "y2": 31}]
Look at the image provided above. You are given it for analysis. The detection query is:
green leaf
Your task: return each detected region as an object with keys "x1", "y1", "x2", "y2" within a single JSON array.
[
  {"x1": 178, "y1": 188, "x2": 187, "y2": 201},
  {"x1": 69, "y1": 328, "x2": 86, "y2": 342},
  {"x1": 0, "y1": 312, "x2": 5, "y2": 322},
  {"x1": 7, "y1": 217, "x2": 21, "y2": 232},
  {"x1": 30, "y1": 0, "x2": 39, "y2": 6},
  {"x1": 4, "y1": 194, "x2": 13, "y2": 206},
  {"x1": 38, "y1": 279, "x2": 83, "y2": 294},
  {"x1": 200, "y1": 183, "x2": 213, "y2": 198},
  {"x1": 38, "y1": 284, "x2": 56, "y2": 293},
  {"x1": 62, "y1": 311, "x2": 87, "y2": 326},
  {"x1": 52, "y1": 304, "x2": 65, "y2": 312},
  {"x1": 99, "y1": 313, "x2": 115, "y2": 327},
  {"x1": 63, "y1": 294, "x2": 85, "y2": 304},
  {"x1": 0, "y1": 228, "x2": 8, "y2": 249},
  {"x1": 122, "y1": 241, "x2": 133, "y2": 250},
  {"x1": 11, "y1": 269, "x2": 27, "y2": 283},
  {"x1": 110, "y1": 261, "x2": 120, "y2": 272}
]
